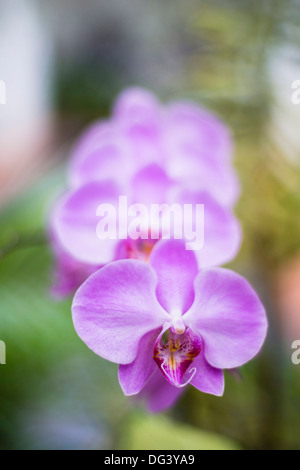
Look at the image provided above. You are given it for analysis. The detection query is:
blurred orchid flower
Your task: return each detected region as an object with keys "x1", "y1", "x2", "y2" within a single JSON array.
[
  {"x1": 69, "y1": 87, "x2": 239, "y2": 206},
  {"x1": 50, "y1": 88, "x2": 241, "y2": 297},
  {"x1": 50, "y1": 235, "x2": 100, "y2": 299},
  {"x1": 72, "y1": 240, "x2": 267, "y2": 412}
]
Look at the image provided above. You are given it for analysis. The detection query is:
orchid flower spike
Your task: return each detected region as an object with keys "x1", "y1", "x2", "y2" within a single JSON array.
[{"x1": 50, "y1": 87, "x2": 241, "y2": 297}]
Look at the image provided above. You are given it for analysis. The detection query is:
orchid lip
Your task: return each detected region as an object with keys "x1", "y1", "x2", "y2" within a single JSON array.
[
  {"x1": 153, "y1": 327, "x2": 201, "y2": 387},
  {"x1": 161, "y1": 363, "x2": 197, "y2": 388}
]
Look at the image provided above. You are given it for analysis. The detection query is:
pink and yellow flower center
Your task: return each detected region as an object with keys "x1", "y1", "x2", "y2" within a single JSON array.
[
  {"x1": 153, "y1": 328, "x2": 201, "y2": 387},
  {"x1": 124, "y1": 238, "x2": 157, "y2": 262}
]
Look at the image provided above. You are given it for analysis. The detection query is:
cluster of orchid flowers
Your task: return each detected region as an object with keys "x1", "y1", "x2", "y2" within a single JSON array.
[{"x1": 50, "y1": 88, "x2": 267, "y2": 412}]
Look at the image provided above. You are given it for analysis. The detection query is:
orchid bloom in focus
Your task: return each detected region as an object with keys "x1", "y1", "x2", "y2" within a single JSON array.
[{"x1": 72, "y1": 240, "x2": 267, "y2": 412}]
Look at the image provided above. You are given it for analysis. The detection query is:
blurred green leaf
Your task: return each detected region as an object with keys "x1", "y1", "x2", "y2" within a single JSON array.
[
  {"x1": 118, "y1": 412, "x2": 241, "y2": 450},
  {"x1": 0, "y1": 169, "x2": 126, "y2": 449}
]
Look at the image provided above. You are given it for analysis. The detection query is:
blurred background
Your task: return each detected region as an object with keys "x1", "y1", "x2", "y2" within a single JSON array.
[{"x1": 1, "y1": 0, "x2": 300, "y2": 450}]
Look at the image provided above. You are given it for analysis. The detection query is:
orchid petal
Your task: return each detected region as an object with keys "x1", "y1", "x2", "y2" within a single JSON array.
[
  {"x1": 165, "y1": 102, "x2": 233, "y2": 165},
  {"x1": 70, "y1": 134, "x2": 133, "y2": 190},
  {"x1": 113, "y1": 88, "x2": 163, "y2": 167},
  {"x1": 190, "y1": 349, "x2": 224, "y2": 396},
  {"x1": 51, "y1": 241, "x2": 99, "y2": 299},
  {"x1": 184, "y1": 268, "x2": 268, "y2": 369},
  {"x1": 69, "y1": 121, "x2": 115, "y2": 181},
  {"x1": 72, "y1": 260, "x2": 170, "y2": 364},
  {"x1": 175, "y1": 190, "x2": 241, "y2": 268},
  {"x1": 118, "y1": 328, "x2": 162, "y2": 396},
  {"x1": 165, "y1": 147, "x2": 240, "y2": 208},
  {"x1": 113, "y1": 87, "x2": 161, "y2": 127},
  {"x1": 149, "y1": 239, "x2": 198, "y2": 316},
  {"x1": 139, "y1": 370, "x2": 185, "y2": 413},
  {"x1": 51, "y1": 181, "x2": 120, "y2": 265},
  {"x1": 131, "y1": 163, "x2": 171, "y2": 205}
]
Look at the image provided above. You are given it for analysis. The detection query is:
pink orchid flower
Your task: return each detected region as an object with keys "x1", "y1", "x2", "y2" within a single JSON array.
[
  {"x1": 50, "y1": 88, "x2": 241, "y2": 297},
  {"x1": 72, "y1": 240, "x2": 267, "y2": 412},
  {"x1": 69, "y1": 87, "x2": 239, "y2": 207}
]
